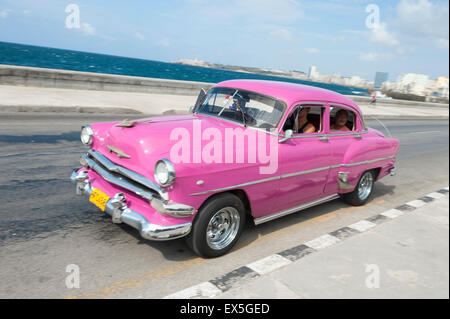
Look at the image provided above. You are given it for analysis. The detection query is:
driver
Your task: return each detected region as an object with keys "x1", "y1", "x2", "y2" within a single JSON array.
[{"x1": 296, "y1": 107, "x2": 315, "y2": 133}]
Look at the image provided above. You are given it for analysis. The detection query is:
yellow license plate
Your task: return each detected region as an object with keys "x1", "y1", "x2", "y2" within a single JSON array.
[{"x1": 89, "y1": 188, "x2": 110, "y2": 212}]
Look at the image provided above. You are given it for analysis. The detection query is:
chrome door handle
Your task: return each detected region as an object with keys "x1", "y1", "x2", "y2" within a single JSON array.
[
  {"x1": 354, "y1": 134, "x2": 362, "y2": 139},
  {"x1": 318, "y1": 136, "x2": 329, "y2": 142}
]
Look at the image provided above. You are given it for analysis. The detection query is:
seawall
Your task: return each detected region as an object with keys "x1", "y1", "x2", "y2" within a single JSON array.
[{"x1": 0, "y1": 64, "x2": 448, "y2": 110}]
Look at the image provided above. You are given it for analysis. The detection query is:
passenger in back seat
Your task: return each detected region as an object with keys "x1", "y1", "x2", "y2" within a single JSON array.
[{"x1": 331, "y1": 109, "x2": 351, "y2": 131}]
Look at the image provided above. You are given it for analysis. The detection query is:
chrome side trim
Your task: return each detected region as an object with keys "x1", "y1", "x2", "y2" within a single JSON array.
[
  {"x1": 190, "y1": 155, "x2": 396, "y2": 196},
  {"x1": 190, "y1": 175, "x2": 281, "y2": 196},
  {"x1": 291, "y1": 133, "x2": 328, "y2": 139},
  {"x1": 87, "y1": 150, "x2": 168, "y2": 201},
  {"x1": 331, "y1": 155, "x2": 396, "y2": 168},
  {"x1": 326, "y1": 130, "x2": 369, "y2": 137},
  {"x1": 254, "y1": 194, "x2": 340, "y2": 225},
  {"x1": 286, "y1": 130, "x2": 368, "y2": 139},
  {"x1": 280, "y1": 166, "x2": 330, "y2": 179}
]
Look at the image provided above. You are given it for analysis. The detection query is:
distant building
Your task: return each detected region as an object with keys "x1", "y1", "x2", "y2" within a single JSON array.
[
  {"x1": 434, "y1": 76, "x2": 449, "y2": 98},
  {"x1": 374, "y1": 72, "x2": 388, "y2": 89},
  {"x1": 396, "y1": 73, "x2": 431, "y2": 96},
  {"x1": 308, "y1": 66, "x2": 319, "y2": 79},
  {"x1": 381, "y1": 81, "x2": 396, "y2": 91},
  {"x1": 347, "y1": 75, "x2": 367, "y2": 88}
]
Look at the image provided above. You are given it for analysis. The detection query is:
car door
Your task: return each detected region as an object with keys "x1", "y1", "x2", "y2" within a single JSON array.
[
  {"x1": 275, "y1": 103, "x2": 332, "y2": 212},
  {"x1": 323, "y1": 104, "x2": 366, "y2": 194}
]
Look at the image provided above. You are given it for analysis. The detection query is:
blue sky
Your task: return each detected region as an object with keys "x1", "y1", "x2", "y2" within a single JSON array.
[{"x1": 0, "y1": 0, "x2": 448, "y2": 81}]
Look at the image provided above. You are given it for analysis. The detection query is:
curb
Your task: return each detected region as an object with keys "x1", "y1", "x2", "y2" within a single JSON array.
[
  {"x1": 0, "y1": 105, "x2": 193, "y2": 116},
  {"x1": 362, "y1": 115, "x2": 449, "y2": 120},
  {"x1": 163, "y1": 186, "x2": 449, "y2": 299},
  {"x1": 0, "y1": 105, "x2": 142, "y2": 114}
]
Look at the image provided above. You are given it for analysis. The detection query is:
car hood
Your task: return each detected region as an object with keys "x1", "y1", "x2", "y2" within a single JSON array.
[{"x1": 90, "y1": 113, "x2": 248, "y2": 177}]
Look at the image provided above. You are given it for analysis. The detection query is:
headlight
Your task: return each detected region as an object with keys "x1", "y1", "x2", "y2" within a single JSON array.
[
  {"x1": 154, "y1": 159, "x2": 175, "y2": 187},
  {"x1": 80, "y1": 125, "x2": 94, "y2": 146}
]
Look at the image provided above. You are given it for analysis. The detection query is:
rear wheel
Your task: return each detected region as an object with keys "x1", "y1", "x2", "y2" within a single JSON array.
[
  {"x1": 186, "y1": 193, "x2": 246, "y2": 258},
  {"x1": 342, "y1": 170, "x2": 375, "y2": 206}
]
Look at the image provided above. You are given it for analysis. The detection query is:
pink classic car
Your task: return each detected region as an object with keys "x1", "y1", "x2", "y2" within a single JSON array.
[{"x1": 71, "y1": 80, "x2": 399, "y2": 257}]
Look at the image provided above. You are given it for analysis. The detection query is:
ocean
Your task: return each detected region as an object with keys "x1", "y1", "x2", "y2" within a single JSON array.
[{"x1": 0, "y1": 41, "x2": 366, "y2": 96}]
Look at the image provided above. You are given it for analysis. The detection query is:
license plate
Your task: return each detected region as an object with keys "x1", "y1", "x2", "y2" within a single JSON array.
[{"x1": 89, "y1": 188, "x2": 110, "y2": 212}]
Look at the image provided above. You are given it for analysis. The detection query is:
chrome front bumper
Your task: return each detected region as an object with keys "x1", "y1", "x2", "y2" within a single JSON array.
[
  {"x1": 81, "y1": 150, "x2": 195, "y2": 218},
  {"x1": 71, "y1": 169, "x2": 192, "y2": 241}
]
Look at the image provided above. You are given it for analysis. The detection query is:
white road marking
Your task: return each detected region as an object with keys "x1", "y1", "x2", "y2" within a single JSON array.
[
  {"x1": 304, "y1": 234, "x2": 341, "y2": 250},
  {"x1": 408, "y1": 131, "x2": 441, "y2": 135},
  {"x1": 406, "y1": 199, "x2": 426, "y2": 208},
  {"x1": 163, "y1": 282, "x2": 221, "y2": 299},
  {"x1": 246, "y1": 254, "x2": 292, "y2": 275},
  {"x1": 427, "y1": 192, "x2": 445, "y2": 199},
  {"x1": 381, "y1": 208, "x2": 404, "y2": 219},
  {"x1": 348, "y1": 220, "x2": 377, "y2": 232}
]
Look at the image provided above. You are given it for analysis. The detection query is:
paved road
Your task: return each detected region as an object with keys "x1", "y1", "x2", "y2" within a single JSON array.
[{"x1": 0, "y1": 113, "x2": 448, "y2": 298}]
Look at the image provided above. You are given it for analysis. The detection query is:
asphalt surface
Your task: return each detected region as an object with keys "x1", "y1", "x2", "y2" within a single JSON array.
[{"x1": 0, "y1": 113, "x2": 448, "y2": 298}]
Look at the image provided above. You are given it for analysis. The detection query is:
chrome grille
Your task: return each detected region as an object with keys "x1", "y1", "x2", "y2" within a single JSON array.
[{"x1": 83, "y1": 150, "x2": 168, "y2": 201}]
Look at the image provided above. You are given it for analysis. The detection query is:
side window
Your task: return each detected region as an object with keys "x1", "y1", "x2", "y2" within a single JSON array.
[
  {"x1": 329, "y1": 106, "x2": 356, "y2": 132},
  {"x1": 283, "y1": 105, "x2": 324, "y2": 134}
]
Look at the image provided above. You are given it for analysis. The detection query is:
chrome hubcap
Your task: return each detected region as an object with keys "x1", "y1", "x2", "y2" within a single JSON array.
[
  {"x1": 206, "y1": 207, "x2": 240, "y2": 250},
  {"x1": 358, "y1": 172, "x2": 374, "y2": 201}
]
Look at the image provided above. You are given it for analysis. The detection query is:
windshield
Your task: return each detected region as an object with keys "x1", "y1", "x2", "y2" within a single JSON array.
[{"x1": 196, "y1": 87, "x2": 286, "y2": 130}]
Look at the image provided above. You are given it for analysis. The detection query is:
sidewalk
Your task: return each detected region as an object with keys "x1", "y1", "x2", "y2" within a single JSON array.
[
  {"x1": 215, "y1": 193, "x2": 449, "y2": 299},
  {"x1": 0, "y1": 85, "x2": 195, "y2": 115},
  {"x1": 0, "y1": 84, "x2": 448, "y2": 118},
  {"x1": 164, "y1": 188, "x2": 449, "y2": 299}
]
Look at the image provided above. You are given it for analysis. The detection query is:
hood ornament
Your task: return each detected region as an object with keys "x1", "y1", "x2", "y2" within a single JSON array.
[
  {"x1": 107, "y1": 145, "x2": 131, "y2": 159},
  {"x1": 115, "y1": 119, "x2": 152, "y2": 128}
]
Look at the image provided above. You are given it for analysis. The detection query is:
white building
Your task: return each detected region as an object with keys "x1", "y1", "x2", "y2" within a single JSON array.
[
  {"x1": 381, "y1": 81, "x2": 397, "y2": 91},
  {"x1": 433, "y1": 76, "x2": 449, "y2": 98},
  {"x1": 308, "y1": 66, "x2": 319, "y2": 80},
  {"x1": 346, "y1": 76, "x2": 368, "y2": 88},
  {"x1": 395, "y1": 73, "x2": 432, "y2": 96}
]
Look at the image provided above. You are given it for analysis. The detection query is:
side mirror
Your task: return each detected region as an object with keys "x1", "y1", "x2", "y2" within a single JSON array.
[
  {"x1": 278, "y1": 129, "x2": 293, "y2": 143},
  {"x1": 192, "y1": 88, "x2": 207, "y2": 113},
  {"x1": 188, "y1": 105, "x2": 194, "y2": 113}
]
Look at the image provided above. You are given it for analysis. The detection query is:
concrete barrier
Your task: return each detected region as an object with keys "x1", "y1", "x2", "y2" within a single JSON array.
[
  {"x1": 0, "y1": 64, "x2": 448, "y2": 109},
  {"x1": 350, "y1": 95, "x2": 448, "y2": 109},
  {"x1": 0, "y1": 64, "x2": 213, "y2": 96}
]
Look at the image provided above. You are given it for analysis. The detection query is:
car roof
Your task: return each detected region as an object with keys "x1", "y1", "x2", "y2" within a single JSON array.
[{"x1": 214, "y1": 79, "x2": 362, "y2": 114}]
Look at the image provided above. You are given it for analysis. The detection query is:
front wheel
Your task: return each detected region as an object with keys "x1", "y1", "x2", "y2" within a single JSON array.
[
  {"x1": 186, "y1": 193, "x2": 246, "y2": 258},
  {"x1": 342, "y1": 170, "x2": 375, "y2": 206}
]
